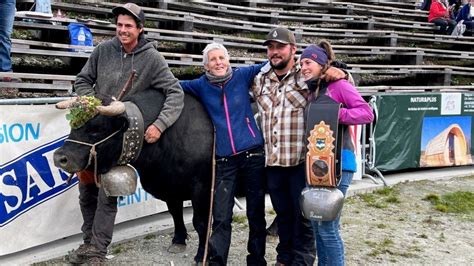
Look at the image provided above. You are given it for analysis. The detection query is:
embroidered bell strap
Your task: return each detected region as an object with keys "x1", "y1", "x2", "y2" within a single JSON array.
[
  {"x1": 117, "y1": 101, "x2": 145, "y2": 165},
  {"x1": 305, "y1": 99, "x2": 342, "y2": 187}
]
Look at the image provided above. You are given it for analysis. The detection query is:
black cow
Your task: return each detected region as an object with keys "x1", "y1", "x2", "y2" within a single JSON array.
[{"x1": 53, "y1": 89, "x2": 213, "y2": 262}]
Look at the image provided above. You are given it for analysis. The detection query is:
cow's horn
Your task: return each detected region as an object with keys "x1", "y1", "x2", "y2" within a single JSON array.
[
  {"x1": 55, "y1": 97, "x2": 78, "y2": 109},
  {"x1": 96, "y1": 101, "x2": 126, "y2": 116}
]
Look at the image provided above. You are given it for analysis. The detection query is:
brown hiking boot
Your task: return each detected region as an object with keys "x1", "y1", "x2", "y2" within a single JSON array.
[
  {"x1": 87, "y1": 255, "x2": 106, "y2": 266},
  {"x1": 67, "y1": 243, "x2": 93, "y2": 264},
  {"x1": 67, "y1": 243, "x2": 104, "y2": 264}
]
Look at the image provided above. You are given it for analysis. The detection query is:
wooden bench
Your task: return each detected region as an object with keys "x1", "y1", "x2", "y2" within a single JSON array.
[
  {"x1": 337, "y1": 0, "x2": 419, "y2": 9},
  {"x1": 4, "y1": 73, "x2": 471, "y2": 99},
  {"x1": 255, "y1": 1, "x2": 428, "y2": 22},
  {"x1": 9, "y1": 37, "x2": 474, "y2": 87},
  {"x1": 166, "y1": 1, "x2": 371, "y2": 28},
  {"x1": 9, "y1": 38, "x2": 264, "y2": 67},
  {"x1": 12, "y1": 29, "x2": 474, "y2": 68},
  {"x1": 0, "y1": 72, "x2": 75, "y2": 93},
  {"x1": 11, "y1": 17, "x2": 474, "y2": 67},
  {"x1": 27, "y1": 2, "x2": 472, "y2": 50},
  {"x1": 166, "y1": 1, "x2": 437, "y2": 33}
]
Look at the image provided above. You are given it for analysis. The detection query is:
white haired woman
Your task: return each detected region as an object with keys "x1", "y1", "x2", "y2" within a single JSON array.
[{"x1": 180, "y1": 42, "x2": 267, "y2": 265}]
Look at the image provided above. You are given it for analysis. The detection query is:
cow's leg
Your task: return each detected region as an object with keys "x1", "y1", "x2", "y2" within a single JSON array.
[
  {"x1": 191, "y1": 182, "x2": 211, "y2": 263},
  {"x1": 165, "y1": 199, "x2": 187, "y2": 253},
  {"x1": 266, "y1": 216, "x2": 279, "y2": 237}
]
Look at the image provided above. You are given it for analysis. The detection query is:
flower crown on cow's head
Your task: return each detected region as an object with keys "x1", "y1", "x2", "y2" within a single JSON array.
[{"x1": 66, "y1": 96, "x2": 103, "y2": 129}]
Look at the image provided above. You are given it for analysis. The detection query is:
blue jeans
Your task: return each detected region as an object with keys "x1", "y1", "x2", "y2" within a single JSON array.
[
  {"x1": 267, "y1": 163, "x2": 316, "y2": 265},
  {"x1": 209, "y1": 147, "x2": 267, "y2": 266},
  {"x1": 0, "y1": 0, "x2": 15, "y2": 72},
  {"x1": 312, "y1": 171, "x2": 353, "y2": 266}
]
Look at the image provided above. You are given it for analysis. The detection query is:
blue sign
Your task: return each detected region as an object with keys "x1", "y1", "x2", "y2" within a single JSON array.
[{"x1": 0, "y1": 137, "x2": 77, "y2": 227}]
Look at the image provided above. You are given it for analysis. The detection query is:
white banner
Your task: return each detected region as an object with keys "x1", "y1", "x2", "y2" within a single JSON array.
[{"x1": 0, "y1": 104, "x2": 167, "y2": 256}]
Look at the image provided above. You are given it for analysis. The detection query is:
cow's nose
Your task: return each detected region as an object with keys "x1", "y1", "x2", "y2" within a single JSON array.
[{"x1": 53, "y1": 153, "x2": 69, "y2": 168}]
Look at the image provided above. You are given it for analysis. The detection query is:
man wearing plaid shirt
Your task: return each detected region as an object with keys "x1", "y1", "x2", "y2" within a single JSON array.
[{"x1": 252, "y1": 27, "x2": 346, "y2": 265}]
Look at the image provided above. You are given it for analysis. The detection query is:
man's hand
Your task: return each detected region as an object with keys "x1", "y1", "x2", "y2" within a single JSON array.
[
  {"x1": 321, "y1": 66, "x2": 346, "y2": 82},
  {"x1": 145, "y1": 125, "x2": 162, "y2": 143}
]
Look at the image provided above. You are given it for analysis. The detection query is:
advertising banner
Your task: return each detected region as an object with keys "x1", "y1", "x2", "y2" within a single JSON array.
[
  {"x1": 373, "y1": 93, "x2": 473, "y2": 171},
  {"x1": 0, "y1": 104, "x2": 167, "y2": 256}
]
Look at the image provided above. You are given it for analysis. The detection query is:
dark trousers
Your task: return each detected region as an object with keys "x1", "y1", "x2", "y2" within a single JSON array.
[
  {"x1": 267, "y1": 163, "x2": 316, "y2": 265},
  {"x1": 209, "y1": 147, "x2": 267, "y2": 266},
  {"x1": 432, "y1": 18, "x2": 457, "y2": 35},
  {"x1": 79, "y1": 183, "x2": 118, "y2": 256},
  {"x1": 464, "y1": 21, "x2": 474, "y2": 35}
]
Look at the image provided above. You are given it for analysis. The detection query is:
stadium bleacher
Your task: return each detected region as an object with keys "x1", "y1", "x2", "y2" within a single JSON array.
[{"x1": 3, "y1": 0, "x2": 474, "y2": 97}]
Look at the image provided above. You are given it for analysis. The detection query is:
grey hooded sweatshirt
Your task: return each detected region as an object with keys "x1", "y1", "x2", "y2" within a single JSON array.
[{"x1": 74, "y1": 35, "x2": 184, "y2": 133}]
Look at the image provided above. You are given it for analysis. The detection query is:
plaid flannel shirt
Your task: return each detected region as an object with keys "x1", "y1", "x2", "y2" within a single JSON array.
[{"x1": 252, "y1": 63, "x2": 309, "y2": 167}]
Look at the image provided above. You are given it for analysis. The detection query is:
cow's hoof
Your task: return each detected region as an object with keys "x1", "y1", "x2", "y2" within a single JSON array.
[
  {"x1": 167, "y1": 243, "x2": 186, "y2": 253},
  {"x1": 266, "y1": 221, "x2": 278, "y2": 237}
]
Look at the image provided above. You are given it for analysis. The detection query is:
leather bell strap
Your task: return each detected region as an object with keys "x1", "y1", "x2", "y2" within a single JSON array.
[{"x1": 305, "y1": 101, "x2": 342, "y2": 187}]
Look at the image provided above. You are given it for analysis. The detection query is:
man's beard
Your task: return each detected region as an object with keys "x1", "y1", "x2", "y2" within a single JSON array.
[{"x1": 270, "y1": 54, "x2": 292, "y2": 70}]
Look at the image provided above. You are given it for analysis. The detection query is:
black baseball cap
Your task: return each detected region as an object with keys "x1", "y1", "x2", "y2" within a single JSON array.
[
  {"x1": 263, "y1": 27, "x2": 296, "y2": 46},
  {"x1": 112, "y1": 3, "x2": 145, "y2": 25}
]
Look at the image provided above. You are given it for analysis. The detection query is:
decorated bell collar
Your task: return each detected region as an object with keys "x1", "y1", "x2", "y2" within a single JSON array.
[{"x1": 117, "y1": 101, "x2": 144, "y2": 165}]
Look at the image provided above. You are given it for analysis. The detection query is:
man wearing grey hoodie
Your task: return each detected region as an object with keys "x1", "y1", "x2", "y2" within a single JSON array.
[{"x1": 69, "y1": 3, "x2": 184, "y2": 264}]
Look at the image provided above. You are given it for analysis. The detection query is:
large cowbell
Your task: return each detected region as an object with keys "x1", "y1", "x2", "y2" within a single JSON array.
[
  {"x1": 300, "y1": 186, "x2": 344, "y2": 221},
  {"x1": 301, "y1": 91, "x2": 345, "y2": 221},
  {"x1": 101, "y1": 164, "x2": 138, "y2": 197}
]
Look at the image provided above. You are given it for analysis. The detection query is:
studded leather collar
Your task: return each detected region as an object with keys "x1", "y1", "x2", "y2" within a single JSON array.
[{"x1": 117, "y1": 102, "x2": 144, "y2": 165}]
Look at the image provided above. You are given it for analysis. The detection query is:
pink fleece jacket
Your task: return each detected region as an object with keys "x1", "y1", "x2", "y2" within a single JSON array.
[{"x1": 325, "y1": 79, "x2": 374, "y2": 125}]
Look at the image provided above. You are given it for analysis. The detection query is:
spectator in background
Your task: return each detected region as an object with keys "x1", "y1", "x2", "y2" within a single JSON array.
[
  {"x1": 421, "y1": 0, "x2": 432, "y2": 10},
  {"x1": 35, "y1": 0, "x2": 52, "y2": 14},
  {"x1": 449, "y1": 0, "x2": 463, "y2": 18},
  {"x1": 0, "y1": 0, "x2": 16, "y2": 81},
  {"x1": 456, "y1": 0, "x2": 474, "y2": 33},
  {"x1": 428, "y1": 0, "x2": 457, "y2": 34}
]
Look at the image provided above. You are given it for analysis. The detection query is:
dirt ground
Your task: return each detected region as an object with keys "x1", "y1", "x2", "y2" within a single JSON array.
[{"x1": 37, "y1": 175, "x2": 474, "y2": 265}]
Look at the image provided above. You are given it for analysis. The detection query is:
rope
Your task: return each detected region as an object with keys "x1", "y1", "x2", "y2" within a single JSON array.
[{"x1": 65, "y1": 129, "x2": 122, "y2": 187}]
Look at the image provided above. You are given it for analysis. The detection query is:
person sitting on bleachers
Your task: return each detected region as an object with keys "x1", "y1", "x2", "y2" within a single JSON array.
[
  {"x1": 428, "y1": 0, "x2": 457, "y2": 34},
  {"x1": 449, "y1": 0, "x2": 463, "y2": 18},
  {"x1": 421, "y1": 0, "x2": 432, "y2": 11},
  {"x1": 456, "y1": 0, "x2": 474, "y2": 34}
]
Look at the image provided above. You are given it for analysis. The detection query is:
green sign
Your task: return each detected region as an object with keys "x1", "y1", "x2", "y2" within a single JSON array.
[{"x1": 373, "y1": 93, "x2": 474, "y2": 171}]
